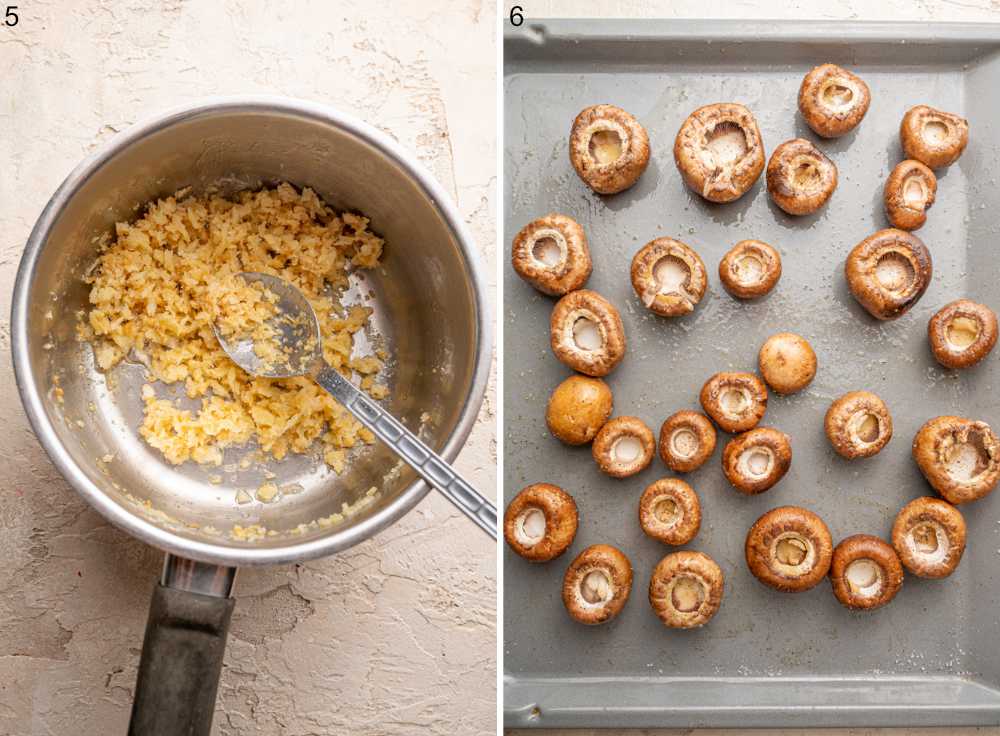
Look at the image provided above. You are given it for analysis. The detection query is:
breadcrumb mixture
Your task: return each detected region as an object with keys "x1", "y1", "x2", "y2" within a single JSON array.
[
  {"x1": 81, "y1": 183, "x2": 387, "y2": 468},
  {"x1": 214, "y1": 275, "x2": 317, "y2": 375}
]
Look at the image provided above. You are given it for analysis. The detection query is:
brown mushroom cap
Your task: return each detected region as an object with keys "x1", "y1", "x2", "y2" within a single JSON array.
[
  {"x1": 912, "y1": 415, "x2": 1000, "y2": 504},
  {"x1": 630, "y1": 238, "x2": 708, "y2": 317},
  {"x1": 900, "y1": 105, "x2": 969, "y2": 169},
  {"x1": 884, "y1": 160, "x2": 937, "y2": 232},
  {"x1": 699, "y1": 372, "x2": 768, "y2": 433},
  {"x1": 673, "y1": 103, "x2": 766, "y2": 203},
  {"x1": 719, "y1": 240, "x2": 782, "y2": 299},
  {"x1": 546, "y1": 375, "x2": 613, "y2": 445},
  {"x1": 844, "y1": 229, "x2": 932, "y2": 321},
  {"x1": 504, "y1": 483, "x2": 579, "y2": 562},
  {"x1": 550, "y1": 289, "x2": 626, "y2": 377},
  {"x1": 824, "y1": 390, "x2": 893, "y2": 459},
  {"x1": 745, "y1": 506, "x2": 833, "y2": 592},
  {"x1": 511, "y1": 213, "x2": 593, "y2": 296},
  {"x1": 658, "y1": 410, "x2": 717, "y2": 473},
  {"x1": 570, "y1": 104, "x2": 651, "y2": 194},
  {"x1": 798, "y1": 64, "x2": 871, "y2": 138},
  {"x1": 722, "y1": 427, "x2": 792, "y2": 495},
  {"x1": 758, "y1": 332, "x2": 817, "y2": 395},
  {"x1": 928, "y1": 299, "x2": 998, "y2": 369},
  {"x1": 891, "y1": 496, "x2": 967, "y2": 578},
  {"x1": 638, "y1": 478, "x2": 702, "y2": 546},
  {"x1": 562, "y1": 544, "x2": 633, "y2": 625},
  {"x1": 829, "y1": 534, "x2": 904, "y2": 611},
  {"x1": 766, "y1": 138, "x2": 838, "y2": 216},
  {"x1": 592, "y1": 416, "x2": 655, "y2": 478},
  {"x1": 649, "y1": 551, "x2": 724, "y2": 629}
]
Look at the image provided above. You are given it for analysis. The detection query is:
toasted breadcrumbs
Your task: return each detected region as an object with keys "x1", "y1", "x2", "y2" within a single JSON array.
[{"x1": 81, "y1": 184, "x2": 385, "y2": 468}]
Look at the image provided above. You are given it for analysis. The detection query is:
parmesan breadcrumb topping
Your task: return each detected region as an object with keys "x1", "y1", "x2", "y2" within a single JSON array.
[{"x1": 81, "y1": 183, "x2": 387, "y2": 468}]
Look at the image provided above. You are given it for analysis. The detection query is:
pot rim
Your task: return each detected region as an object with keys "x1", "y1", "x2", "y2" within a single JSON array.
[{"x1": 10, "y1": 95, "x2": 494, "y2": 567}]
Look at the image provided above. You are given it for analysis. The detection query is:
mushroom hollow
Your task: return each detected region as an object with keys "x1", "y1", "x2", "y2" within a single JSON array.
[
  {"x1": 638, "y1": 477, "x2": 702, "y2": 546},
  {"x1": 891, "y1": 496, "x2": 967, "y2": 578},
  {"x1": 592, "y1": 415, "x2": 655, "y2": 478},
  {"x1": 562, "y1": 544, "x2": 633, "y2": 625},
  {"x1": 884, "y1": 160, "x2": 937, "y2": 232},
  {"x1": 700, "y1": 372, "x2": 768, "y2": 433},
  {"x1": 515, "y1": 508, "x2": 547, "y2": 545},
  {"x1": 824, "y1": 390, "x2": 893, "y2": 459},
  {"x1": 718, "y1": 240, "x2": 782, "y2": 299},
  {"x1": 928, "y1": 299, "x2": 998, "y2": 369},
  {"x1": 658, "y1": 410, "x2": 717, "y2": 473},
  {"x1": 503, "y1": 483, "x2": 579, "y2": 562},
  {"x1": 912, "y1": 415, "x2": 1000, "y2": 504},
  {"x1": 844, "y1": 229, "x2": 932, "y2": 320},
  {"x1": 745, "y1": 506, "x2": 833, "y2": 592},
  {"x1": 673, "y1": 102, "x2": 765, "y2": 203},
  {"x1": 570, "y1": 104, "x2": 651, "y2": 194},
  {"x1": 545, "y1": 374, "x2": 614, "y2": 446},
  {"x1": 798, "y1": 64, "x2": 871, "y2": 138},
  {"x1": 766, "y1": 138, "x2": 838, "y2": 216},
  {"x1": 630, "y1": 238, "x2": 708, "y2": 317},
  {"x1": 722, "y1": 427, "x2": 792, "y2": 495},
  {"x1": 900, "y1": 105, "x2": 969, "y2": 169},
  {"x1": 829, "y1": 534, "x2": 903, "y2": 611},
  {"x1": 550, "y1": 289, "x2": 626, "y2": 377},
  {"x1": 758, "y1": 332, "x2": 817, "y2": 395},
  {"x1": 648, "y1": 551, "x2": 724, "y2": 629},
  {"x1": 589, "y1": 128, "x2": 623, "y2": 165}
]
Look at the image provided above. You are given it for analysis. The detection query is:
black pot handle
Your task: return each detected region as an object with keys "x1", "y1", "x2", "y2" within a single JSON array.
[{"x1": 128, "y1": 555, "x2": 237, "y2": 736}]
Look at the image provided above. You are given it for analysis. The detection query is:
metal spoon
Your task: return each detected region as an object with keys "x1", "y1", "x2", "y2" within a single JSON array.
[{"x1": 213, "y1": 272, "x2": 497, "y2": 538}]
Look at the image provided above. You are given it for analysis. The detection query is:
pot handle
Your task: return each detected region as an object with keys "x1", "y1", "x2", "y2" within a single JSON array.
[{"x1": 128, "y1": 555, "x2": 237, "y2": 736}]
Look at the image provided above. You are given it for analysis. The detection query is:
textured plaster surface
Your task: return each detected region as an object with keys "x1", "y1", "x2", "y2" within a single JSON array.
[
  {"x1": 0, "y1": 1, "x2": 496, "y2": 734},
  {"x1": 505, "y1": 1, "x2": 1000, "y2": 735}
]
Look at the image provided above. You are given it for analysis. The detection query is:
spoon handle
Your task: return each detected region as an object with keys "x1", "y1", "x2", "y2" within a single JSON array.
[{"x1": 315, "y1": 367, "x2": 497, "y2": 538}]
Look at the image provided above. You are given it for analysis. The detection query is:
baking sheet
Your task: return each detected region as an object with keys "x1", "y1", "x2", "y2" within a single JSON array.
[{"x1": 503, "y1": 20, "x2": 1000, "y2": 728}]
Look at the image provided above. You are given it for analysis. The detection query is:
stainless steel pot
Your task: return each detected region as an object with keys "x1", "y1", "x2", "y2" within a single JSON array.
[{"x1": 11, "y1": 97, "x2": 492, "y2": 734}]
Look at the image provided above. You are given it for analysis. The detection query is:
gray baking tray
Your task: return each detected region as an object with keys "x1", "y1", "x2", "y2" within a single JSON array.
[{"x1": 503, "y1": 20, "x2": 1000, "y2": 729}]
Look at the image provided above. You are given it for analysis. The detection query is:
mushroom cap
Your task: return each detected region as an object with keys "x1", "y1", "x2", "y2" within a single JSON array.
[
  {"x1": 891, "y1": 496, "x2": 967, "y2": 578},
  {"x1": 718, "y1": 239, "x2": 782, "y2": 299},
  {"x1": 658, "y1": 410, "x2": 717, "y2": 473},
  {"x1": 648, "y1": 550, "x2": 724, "y2": 629},
  {"x1": 824, "y1": 390, "x2": 893, "y2": 459},
  {"x1": 884, "y1": 160, "x2": 937, "y2": 232},
  {"x1": 545, "y1": 374, "x2": 613, "y2": 446},
  {"x1": 673, "y1": 102, "x2": 765, "y2": 203},
  {"x1": 503, "y1": 483, "x2": 579, "y2": 562},
  {"x1": 928, "y1": 299, "x2": 998, "y2": 369},
  {"x1": 630, "y1": 238, "x2": 708, "y2": 317},
  {"x1": 550, "y1": 289, "x2": 626, "y2": 377},
  {"x1": 569, "y1": 104, "x2": 651, "y2": 194},
  {"x1": 758, "y1": 332, "x2": 817, "y2": 395},
  {"x1": 562, "y1": 544, "x2": 633, "y2": 625},
  {"x1": 745, "y1": 506, "x2": 833, "y2": 592},
  {"x1": 511, "y1": 213, "x2": 593, "y2": 296},
  {"x1": 592, "y1": 415, "x2": 655, "y2": 478},
  {"x1": 900, "y1": 105, "x2": 969, "y2": 169},
  {"x1": 829, "y1": 534, "x2": 904, "y2": 611},
  {"x1": 699, "y1": 372, "x2": 768, "y2": 433},
  {"x1": 798, "y1": 63, "x2": 871, "y2": 138},
  {"x1": 766, "y1": 138, "x2": 838, "y2": 216},
  {"x1": 912, "y1": 415, "x2": 1000, "y2": 504},
  {"x1": 638, "y1": 478, "x2": 702, "y2": 546},
  {"x1": 844, "y1": 228, "x2": 932, "y2": 320},
  {"x1": 722, "y1": 427, "x2": 792, "y2": 495}
]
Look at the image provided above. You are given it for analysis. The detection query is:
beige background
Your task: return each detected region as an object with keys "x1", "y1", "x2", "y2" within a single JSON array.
[
  {"x1": 0, "y1": 1, "x2": 496, "y2": 734},
  {"x1": 505, "y1": 1, "x2": 1000, "y2": 736}
]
